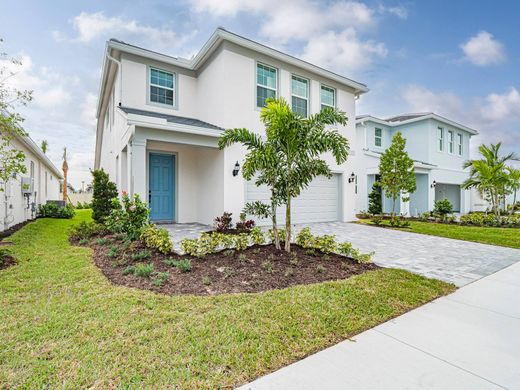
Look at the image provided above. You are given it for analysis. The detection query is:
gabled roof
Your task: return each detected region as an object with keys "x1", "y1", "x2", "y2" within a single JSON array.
[
  {"x1": 356, "y1": 112, "x2": 478, "y2": 135},
  {"x1": 15, "y1": 132, "x2": 63, "y2": 179},
  {"x1": 119, "y1": 107, "x2": 223, "y2": 132},
  {"x1": 97, "y1": 28, "x2": 368, "y2": 119}
]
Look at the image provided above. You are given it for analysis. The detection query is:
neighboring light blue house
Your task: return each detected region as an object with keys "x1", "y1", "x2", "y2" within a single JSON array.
[{"x1": 355, "y1": 113, "x2": 478, "y2": 216}]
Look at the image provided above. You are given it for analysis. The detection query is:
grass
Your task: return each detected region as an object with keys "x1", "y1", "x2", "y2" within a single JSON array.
[
  {"x1": 358, "y1": 219, "x2": 520, "y2": 249},
  {"x1": 0, "y1": 210, "x2": 455, "y2": 388}
]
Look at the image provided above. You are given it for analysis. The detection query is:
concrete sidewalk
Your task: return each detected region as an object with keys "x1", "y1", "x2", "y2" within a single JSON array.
[{"x1": 239, "y1": 262, "x2": 520, "y2": 390}]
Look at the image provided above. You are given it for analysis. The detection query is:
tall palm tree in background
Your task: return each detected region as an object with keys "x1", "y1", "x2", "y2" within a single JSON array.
[
  {"x1": 62, "y1": 147, "x2": 68, "y2": 202},
  {"x1": 507, "y1": 167, "x2": 520, "y2": 215},
  {"x1": 462, "y1": 143, "x2": 516, "y2": 216},
  {"x1": 40, "y1": 140, "x2": 48, "y2": 154}
]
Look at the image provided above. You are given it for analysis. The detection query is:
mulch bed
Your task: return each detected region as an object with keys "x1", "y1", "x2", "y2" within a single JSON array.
[
  {"x1": 74, "y1": 235, "x2": 379, "y2": 296},
  {"x1": 0, "y1": 220, "x2": 31, "y2": 240},
  {"x1": 0, "y1": 254, "x2": 17, "y2": 270}
]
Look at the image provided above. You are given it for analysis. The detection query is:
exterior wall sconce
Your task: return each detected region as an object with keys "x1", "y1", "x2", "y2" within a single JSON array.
[
  {"x1": 430, "y1": 180, "x2": 436, "y2": 188},
  {"x1": 232, "y1": 161, "x2": 240, "y2": 177},
  {"x1": 348, "y1": 172, "x2": 356, "y2": 183}
]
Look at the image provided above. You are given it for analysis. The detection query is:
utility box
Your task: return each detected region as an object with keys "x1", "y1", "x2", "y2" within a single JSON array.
[{"x1": 21, "y1": 177, "x2": 34, "y2": 195}]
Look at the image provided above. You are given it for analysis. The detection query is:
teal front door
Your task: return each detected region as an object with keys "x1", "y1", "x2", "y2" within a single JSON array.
[{"x1": 149, "y1": 153, "x2": 175, "y2": 221}]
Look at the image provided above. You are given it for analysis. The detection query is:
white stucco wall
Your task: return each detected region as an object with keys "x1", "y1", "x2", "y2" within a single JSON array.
[{"x1": 1, "y1": 137, "x2": 61, "y2": 232}]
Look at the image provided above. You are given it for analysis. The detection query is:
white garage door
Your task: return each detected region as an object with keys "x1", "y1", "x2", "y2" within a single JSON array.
[{"x1": 246, "y1": 174, "x2": 341, "y2": 225}]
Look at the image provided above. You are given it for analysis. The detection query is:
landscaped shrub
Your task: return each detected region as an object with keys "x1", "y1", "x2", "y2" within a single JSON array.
[
  {"x1": 268, "y1": 228, "x2": 286, "y2": 244},
  {"x1": 460, "y1": 212, "x2": 520, "y2": 227},
  {"x1": 68, "y1": 221, "x2": 106, "y2": 240},
  {"x1": 338, "y1": 241, "x2": 354, "y2": 256},
  {"x1": 133, "y1": 263, "x2": 154, "y2": 278},
  {"x1": 296, "y1": 227, "x2": 314, "y2": 248},
  {"x1": 214, "y1": 212, "x2": 233, "y2": 232},
  {"x1": 367, "y1": 183, "x2": 382, "y2": 215},
  {"x1": 140, "y1": 224, "x2": 173, "y2": 254},
  {"x1": 165, "y1": 258, "x2": 192, "y2": 273},
  {"x1": 105, "y1": 193, "x2": 149, "y2": 241},
  {"x1": 152, "y1": 272, "x2": 170, "y2": 286},
  {"x1": 236, "y1": 212, "x2": 255, "y2": 232},
  {"x1": 313, "y1": 234, "x2": 338, "y2": 254},
  {"x1": 249, "y1": 227, "x2": 266, "y2": 245},
  {"x1": 233, "y1": 233, "x2": 249, "y2": 251},
  {"x1": 131, "y1": 250, "x2": 151, "y2": 261},
  {"x1": 91, "y1": 169, "x2": 118, "y2": 223},
  {"x1": 434, "y1": 199, "x2": 453, "y2": 216},
  {"x1": 39, "y1": 203, "x2": 75, "y2": 219},
  {"x1": 370, "y1": 215, "x2": 383, "y2": 225},
  {"x1": 418, "y1": 212, "x2": 431, "y2": 222}
]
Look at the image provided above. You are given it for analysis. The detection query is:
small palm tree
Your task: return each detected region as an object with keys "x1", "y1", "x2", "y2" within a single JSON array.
[
  {"x1": 220, "y1": 98, "x2": 349, "y2": 252},
  {"x1": 507, "y1": 167, "x2": 520, "y2": 215},
  {"x1": 40, "y1": 140, "x2": 48, "y2": 154},
  {"x1": 462, "y1": 143, "x2": 516, "y2": 216},
  {"x1": 62, "y1": 147, "x2": 69, "y2": 202}
]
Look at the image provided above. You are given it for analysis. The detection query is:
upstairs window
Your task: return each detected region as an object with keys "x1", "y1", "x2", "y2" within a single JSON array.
[
  {"x1": 457, "y1": 133, "x2": 463, "y2": 155},
  {"x1": 448, "y1": 130, "x2": 454, "y2": 154},
  {"x1": 320, "y1": 85, "x2": 335, "y2": 110},
  {"x1": 375, "y1": 128, "x2": 382, "y2": 147},
  {"x1": 437, "y1": 127, "x2": 444, "y2": 152},
  {"x1": 150, "y1": 68, "x2": 175, "y2": 106},
  {"x1": 291, "y1": 75, "x2": 309, "y2": 117},
  {"x1": 256, "y1": 63, "x2": 277, "y2": 107}
]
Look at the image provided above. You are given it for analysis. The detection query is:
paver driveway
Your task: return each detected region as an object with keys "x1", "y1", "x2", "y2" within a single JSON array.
[
  {"x1": 296, "y1": 222, "x2": 520, "y2": 286},
  {"x1": 165, "y1": 221, "x2": 520, "y2": 287}
]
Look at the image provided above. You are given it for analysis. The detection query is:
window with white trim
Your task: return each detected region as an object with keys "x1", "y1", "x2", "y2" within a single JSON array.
[
  {"x1": 256, "y1": 63, "x2": 277, "y2": 107},
  {"x1": 448, "y1": 130, "x2": 454, "y2": 154},
  {"x1": 150, "y1": 68, "x2": 175, "y2": 106},
  {"x1": 437, "y1": 127, "x2": 444, "y2": 152},
  {"x1": 457, "y1": 133, "x2": 463, "y2": 156},
  {"x1": 320, "y1": 85, "x2": 335, "y2": 110},
  {"x1": 291, "y1": 75, "x2": 309, "y2": 117},
  {"x1": 375, "y1": 128, "x2": 382, "y2": 147}
]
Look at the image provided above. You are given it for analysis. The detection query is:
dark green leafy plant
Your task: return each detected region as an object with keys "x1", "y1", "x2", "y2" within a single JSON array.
[
  {"x1": 105, "y1": 193, "x2": 150, "y2": 241},
  {"x1": 165, "y1": 258, "x2": 192, "y2": 273},
  {"x1": 91, "y1": 169, "x2": 118, "y2": 223},
  {"x1": 69, "y1": 221, "x2": 105, "y2": 240},
  {"x1": 131, "y1": 250, "x2": 151, "y2": 261},
  {"x1": 133, "y1": 263, "x2": 154, "y2": 278},
  {"x1": 367, "y1": 182, "x2": 382, "y2": 215},
  {"x1": 39, "y1": 203, "x2": 75, "y2": 219}
]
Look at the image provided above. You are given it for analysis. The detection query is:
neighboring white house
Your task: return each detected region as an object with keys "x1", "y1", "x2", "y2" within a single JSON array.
[
  {"x1": 355, "y1": 113, "x2": 478, "y2": 216},
  {"x1": 1, "y1": 132, "x2": 62, "y2": 232},
  {"x1": 94, "y1": 28, "x2": 368, "y2": 225}
]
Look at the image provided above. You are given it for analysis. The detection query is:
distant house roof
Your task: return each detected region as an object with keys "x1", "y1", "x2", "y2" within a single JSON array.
[
  {"x1": 119, "y1": 107, "x2": 223, "y2": 131},
  {"x1": 14, "y1": 132, "x2": 63, "y2": 179},
  {"x1": 356, "y1": 112, "x2": 478, "y2": 135}
]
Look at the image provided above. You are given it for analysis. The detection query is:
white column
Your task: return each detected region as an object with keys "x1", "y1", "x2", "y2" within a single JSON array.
[
  {"x1": 401, "y1": 193, "x2": 410, "y2": 216},
  {"x1": 130, "y1": 139, "x2": 147, "y2": 202}
]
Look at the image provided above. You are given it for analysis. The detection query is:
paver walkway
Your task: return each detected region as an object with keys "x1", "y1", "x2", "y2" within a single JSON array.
[
  {"x1": 239, "y1": 261, "x2": 520, "y2": 389},
  {"x1": 165, "y1": 221, "x2": 520, "y2": 287}
]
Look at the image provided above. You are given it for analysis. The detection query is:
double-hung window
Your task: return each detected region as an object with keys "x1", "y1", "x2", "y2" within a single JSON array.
[
  {"x1": 374, "y1": 128, "x2": 382, "y2": 147},
  {"x1": 320, "y1": 85, "x2": 335, "y2": 110},
  {"x1": 256, "y1": 63, "x2": 277, "y2": 107},
  {"x1": 457, "y1": 133, "x2": 463, "y2": 156},
  {"x1": 448, "y1": 130, "x2": 454, "y2": 154},
  {"x1": 437, "y1": 127, "x2": 444, "y2": 152},
  {"x1": 291, "y1": 75, "x2": 309, "y2": 117},
  {"x1": 150, "y1": 68, "x2": 175, "y2": 106}
]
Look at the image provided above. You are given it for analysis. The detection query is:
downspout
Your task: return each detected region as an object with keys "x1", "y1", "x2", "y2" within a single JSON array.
[{"x1": 106, "y1": 49, "x2": 122, "y2": 106}]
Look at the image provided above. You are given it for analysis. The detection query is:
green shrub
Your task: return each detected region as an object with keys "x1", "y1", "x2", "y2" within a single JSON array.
[
  {"x1": 418, "y1": 212, "x2": 431, "y2": 222},
  {"x1": 234, "y1": 233, "x2": 249, "y2": 251},
  {"x1": 350, "y1": 248, "x2": 374, "y2": 264},
  {"x1": 166, "y1": 258, "x2": 192, "y2": 273},
  {"x1": 69, "y1": 221, "x2": 106, "y2": 240},
  {"x1": 107, "y1": 246, "x2": 119, "y2": 258},
  {"x1": 367, "y1": 183, "x2": 382, "y2": 215},
  {"x1": 39, "y1": 203, "x2": 75, "y2": 219},
  {"x1": 313, "y1": 234, "x2": 337, "y2": 254},
  {"x1": 95, "y1": 237, "x2": 109, "y2": 246},
  {"x1": 152, "y1": 272, "x2": 169, "y2": 286},
  {"x1": 123, "y1": 265, "x2": 136, "y2": 275},
  {"x1": 91, "y1": 169, "x2": 118, "y2": 223},
  {"x1": 370, "y1": 215, "x2": 383, "y2": 225},
  {"x1": 131, "y1": 250, "x2": 151, "y2": 261},
  {"x1": 434, "y1": 199, "x2": 453, "y2": 216},
  {"x1": 134, "y1": 263, "x2": 154, "y2": 278},
  {"x1": 249, "y1": 227, "x2": 266, "y2": 245},
  {"x1": 179, "y1": 238, "x2": 199, "y2": 257},
  {"x1": 295, "y1": 227, "x2": 315, "y2": 248},
  {"x1": 268, "y1": 228, "x2": 286, "y2": 244},
  {"x1": 105, "y1": 193, "x2": 150, "y2": 241},
  {"x1": 338, "y1": 241, "x2": 354, "y2": 256},
  {"x1": 140, "y1": 224, "x2": 173, "y2": 254}
]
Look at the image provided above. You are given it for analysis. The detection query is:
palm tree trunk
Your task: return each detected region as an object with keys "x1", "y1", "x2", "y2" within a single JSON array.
[
  {"x1": 511, "y1": 190, "x2": 517, "y2": 216},
  {"x1": 270, "y1": 192, "x2": 281, "y2": 250},
  {"x1": 285, "y1": 194, "x2": 291, "y2": 252}
]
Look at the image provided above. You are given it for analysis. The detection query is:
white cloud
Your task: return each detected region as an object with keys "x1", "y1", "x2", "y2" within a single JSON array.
[
  {"x1": 80, "y1": 92, "x2": 98, "y2": 127},
  {"x1": 302, "y1": 28, "x2": 387, "y2": 74},
  {"x1": 378, "y1": 4, "x2": 408, "y2": 19},
  {"x1": 460, "y1": 31, "x2": 506, "y2": 66},
  {"x1": 400, "y1": 85, "x2": 520, "y2": 156},
  {"x1": 54, "y1": 12, "x2": 195, "y2": 52}
]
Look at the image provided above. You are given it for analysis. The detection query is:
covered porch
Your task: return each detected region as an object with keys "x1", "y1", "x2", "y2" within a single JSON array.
[{"x1": 118, "y1": 107, "x2": 225, "y2": 225}]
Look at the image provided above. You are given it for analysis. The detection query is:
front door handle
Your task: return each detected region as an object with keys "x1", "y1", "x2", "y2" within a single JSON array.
[{"x1": 148, "y1": 190, "x2": 151, "y2": 204}]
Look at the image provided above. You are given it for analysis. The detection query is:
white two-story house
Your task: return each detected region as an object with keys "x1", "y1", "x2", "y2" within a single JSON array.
[
  {"x1": 355, "y1": 113, "x2": 478, "y2": 216},
  {"x1": 94, "y1": 28, "x2": 368, "y2": 225}
]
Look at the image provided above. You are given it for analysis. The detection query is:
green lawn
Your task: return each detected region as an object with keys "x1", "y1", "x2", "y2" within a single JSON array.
[
  {"x1": 0, "y1": 211, "x2": 454, "y2": 388},
  {"x1": 358, "y1": 219, "x2": 520, "y2": 249}
]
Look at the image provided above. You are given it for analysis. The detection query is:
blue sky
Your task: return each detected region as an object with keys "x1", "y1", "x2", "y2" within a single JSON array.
[{"x1": 1, "y1": 0, "x2": 519, "y2": 186}]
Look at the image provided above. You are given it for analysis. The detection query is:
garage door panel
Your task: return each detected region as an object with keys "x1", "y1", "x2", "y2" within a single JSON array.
[{"x1": 246, "y1": 174, "x2": 340, "y2": 225}]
